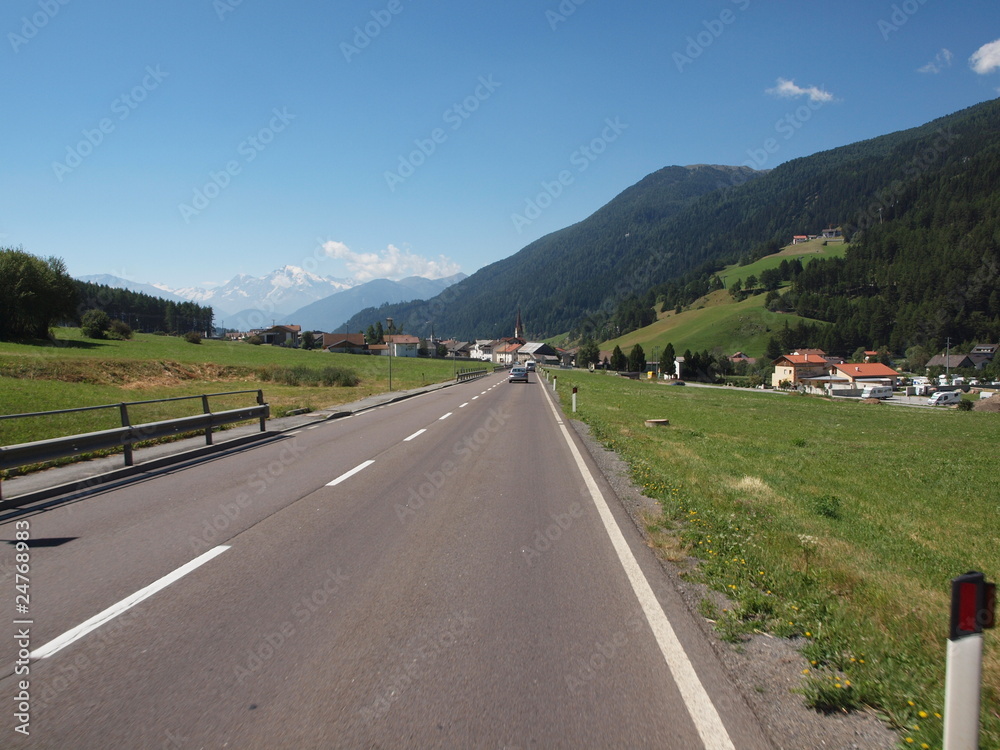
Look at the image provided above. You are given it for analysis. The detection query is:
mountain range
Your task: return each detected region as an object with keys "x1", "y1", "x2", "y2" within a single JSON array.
[
  {"x1": 340, "y1": 97, "x2": 1000, "y2": 346},
  {"x1": 78, "y1": 266, "x2": 467, "y2": 333}
]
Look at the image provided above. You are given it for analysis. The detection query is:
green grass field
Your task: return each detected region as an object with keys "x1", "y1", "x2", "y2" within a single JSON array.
[
  {"x1": 600, "y1": 241, "x2": 846, "y2": 357},
  {"x1": 0, "y1": 328, "x2": 468, "y2": 447},
  {"x1": 550, "y1": 369, "x2": 998, "y2": 748},
  {"x1": 717, "y1": 238, "x2": 848, "y2": 288},
  {"x1": 604, "y1": 291, "x2": 828, "y2": 358}
]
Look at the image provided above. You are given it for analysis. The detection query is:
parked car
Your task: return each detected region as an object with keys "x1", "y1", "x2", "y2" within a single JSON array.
[
  {"x1": 667, "y1": 380, "x2": 686, "y2": 386},
  {"x1": 508, "y1": 366, "x2": 529, "y2": 383},
  {"x1": 928, "y1": 390, "x2": 962, "y2": 406}
]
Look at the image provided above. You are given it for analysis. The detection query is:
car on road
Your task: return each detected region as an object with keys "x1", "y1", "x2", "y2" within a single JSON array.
[
  {"x1": 525, "y1": 361, "x2": 536, "y2": 371},
  {"x1": 508, "y1": 366, "x2": 529, "y2": 383},
  {"x1": 666, "y1": 380, "x2": 686, "y2": 386}
]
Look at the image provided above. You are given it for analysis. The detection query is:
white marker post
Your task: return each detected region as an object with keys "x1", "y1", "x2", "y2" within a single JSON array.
[
  {"x1": 572, "y1": 386, "x2": 577, "y2": 413},
  {"x1": 943, "y1": 571, "x2": 995, "y2": 750}
]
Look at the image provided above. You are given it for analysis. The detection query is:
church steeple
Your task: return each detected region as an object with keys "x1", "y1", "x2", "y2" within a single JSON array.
[{"x1": 514, "y1": 307, "x2": 524, "y2": 340}]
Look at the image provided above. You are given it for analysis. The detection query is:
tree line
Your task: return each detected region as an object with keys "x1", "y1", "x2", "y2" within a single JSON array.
[{"x1": 0, "y1": 247, "x2": 214, "y2": 341}]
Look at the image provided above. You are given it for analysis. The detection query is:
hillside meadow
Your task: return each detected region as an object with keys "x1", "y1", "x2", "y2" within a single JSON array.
[
  {"x1": 0, "y1": 328, "x2": 466, "y2": 447},
  {"x1": 549, "y1": 369, "x2": 998, "y2": 748},
  {"x1": 602, "y1": 240, "x2": 847, "y2": 358}
]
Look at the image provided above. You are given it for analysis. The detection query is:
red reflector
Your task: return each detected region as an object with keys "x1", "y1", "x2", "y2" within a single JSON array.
[{"x1": 957, "y1": 582, "x2": 979, "y2": 633}]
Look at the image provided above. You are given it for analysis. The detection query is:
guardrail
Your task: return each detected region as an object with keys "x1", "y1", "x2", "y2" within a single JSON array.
[
  {"x1": 0, "y1": 390, "x2": 269, "y2": 499},
  {"x1": 456, "y1": 368, "x2": 488, "y2": 383}
]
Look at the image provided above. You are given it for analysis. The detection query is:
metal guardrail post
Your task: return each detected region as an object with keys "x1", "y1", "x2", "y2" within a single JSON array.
[
  {"x1": 257, "y1": 390, "x2": 267, "y2": 431},
  {"x1": 119, "y1": 403, "x2": 134, "y2": 467},
  {"x1": 201, "y1": 394, "x2": 213, "y2": 446}
]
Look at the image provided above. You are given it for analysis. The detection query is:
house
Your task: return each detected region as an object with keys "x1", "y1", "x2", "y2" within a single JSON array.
[
  {"x1": 971, "y1": 343, "x2": 998, "y2": 360},
  {"x1": 444, "y1": 340, "x2": 470, "y2": 359},
  {"x1": 469, "y1": 340, "x2": 495, "y2": 361},
  {"x1": 829, "y1": 362, "x2": 900, "y2": 387},
  {"x1": 384, "y1": 334, "x2": 420, "y2": 357},
  {"x1": 791, "y1": 235, "x2": 809, "y2": 244},
  {"x1": 926, "y1": 353, "x2": 978, "y2": 370},
  {"x1": 322, "y1": 333, "x2": 367, "y2": 353},
  {"x1": 728, "y1": 352, "x2": 756, "y2": 364},
  {"x1": 821, "y1": 226, "x2": 843, "y2": 239},
  {"x1": 517, "y1": 342, "x2": 558, "y2": 365},
  {"x1": 771, "y1": 353, "x2": 828, "y2": 387},
  {"x1": 792, "y1": 348, "x2": 827, "y2": 358},
  {"x1": 493, "y1": 341, "x2": 522, "y2": 366},
  {"x1": 255, "y1": 324, "x2": 301, "y2": 346}
]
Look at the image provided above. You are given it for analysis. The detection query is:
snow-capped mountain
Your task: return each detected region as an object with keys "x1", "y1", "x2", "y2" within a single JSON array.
[{"x1": 164, "y1": 266, "x2": 354, "y2": 318}]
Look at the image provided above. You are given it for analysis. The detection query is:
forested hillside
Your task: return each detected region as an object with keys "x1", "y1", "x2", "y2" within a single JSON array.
[{"x1": 346, "y1": 98, "x2": 1000, "y2": 346}]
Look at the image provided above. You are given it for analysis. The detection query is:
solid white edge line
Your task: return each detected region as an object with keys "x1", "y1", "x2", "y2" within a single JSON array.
[
  {"x1": 31, "y1": 545, "x2": 231, "y2": 660},
  {"x1": 404, "y1": 429, "x2": 427, "y2": 442},
  {"x1": 540, "y1": 386, "x2": 736, "y2": 750},
  {"x1": 439, "y1": 412, "x2": 453, "y2": 420},
  {"x1": 327, "y1": 459, "x2": 375, "y2": 486}
]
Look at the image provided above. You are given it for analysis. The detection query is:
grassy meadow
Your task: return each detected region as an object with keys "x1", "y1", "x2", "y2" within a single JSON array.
[
  {"x1": 0, "y1": 328, "x2": 467, "y2": 447},
  {"x1": 550, "y1": 369, "x2": 998, "y2": 748}
]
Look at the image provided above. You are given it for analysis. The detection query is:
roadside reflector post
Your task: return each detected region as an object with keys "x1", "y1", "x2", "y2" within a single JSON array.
[
  {"x1": 552, "y1": 376, "x2": 557, "y2": 393},
  {"x1": 944, "y1": 570, "x2": 995, "y2": 750},
  {"x1": 572, "y1": 386, "x2": 578, "y2": 413}
]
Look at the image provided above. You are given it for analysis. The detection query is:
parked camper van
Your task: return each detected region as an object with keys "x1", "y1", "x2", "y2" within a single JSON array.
[
  {"x1": 927, "y1": 390, "x2": 962, "y2": 406},
  {"x1": 861, "y1": 385, "x2": 893, "y2": 399}
]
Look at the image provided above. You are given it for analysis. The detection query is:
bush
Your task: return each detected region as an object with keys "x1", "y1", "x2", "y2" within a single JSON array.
[
  {"x1": 247, "y1": 335, "x2": 263, "y2": 345},
  {"x1": 109, "y1": 319, "x2": 133, "y2": 340},
  {"x1": 183, "y1": 331, "x2": 202, "y2": 344},
  {"x1": 256, "y1": 364, "x2": 359, "y2": 387},
  {"x1": 80, "y1": 309, "x2": 111, "y2": 339},
  {"x1": 957, "y1": 399, "x2": 974, "y2": 411}
]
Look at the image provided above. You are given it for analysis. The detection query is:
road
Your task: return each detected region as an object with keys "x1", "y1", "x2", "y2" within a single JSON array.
[{"x1": 0, "y1": 372, "x2": 771, "y2": 749}]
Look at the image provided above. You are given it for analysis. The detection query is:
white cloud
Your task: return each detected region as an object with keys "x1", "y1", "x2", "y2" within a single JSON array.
[
  {"x1": 970, "y1": 38, "x2": 1000, "y2": 74},
  {"x1": 322, "y1": 241, "x2": 461, "y2": 282},
  {"x1": 918, "y1": 48, "x2": 953, "y2": 74},
  {"x1": 766, "y1": 78, "x2": 834, "y2": 103}
]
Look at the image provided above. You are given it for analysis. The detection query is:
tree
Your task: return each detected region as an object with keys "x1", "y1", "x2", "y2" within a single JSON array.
[
  {"x1": 662, "y1": 342, "x2": 676, "y2": 378},
  {"x1": 81, "y1": 309, "x2": 112, "y2": 339},
  {"x1": 301, "y1": 331, "x2": 316, "y2": 350},
  {"x1": 578, "y1": 339, "x2": 600, "y2": 367},
  {"x1": 0, "y1": 248, "x2": 78, "y2": 340},
  {"x1": 744, "y1": 274, "x2": 759, "y2": 292},
  {"x1": 760, "y1": 267, "x2": 782, "y2": 291},
  {"x1": 850, "y1": 346, "x2": 868, "y2": 363},
  {"x1": 764, "y1": 337, "x2": 782, "y2": 360},
  {"x1": 728, "y1": 278, "x2": 743, "y2": 298},
  {"x1": 609, "y1": 345, "x2": 627, "y2": 371},
  {"x1": 436, "y1": 343, "x2": 448, "y2": 357},
  {"x1": 627, "y1": 344, "x2": 646, "y2": 373}
]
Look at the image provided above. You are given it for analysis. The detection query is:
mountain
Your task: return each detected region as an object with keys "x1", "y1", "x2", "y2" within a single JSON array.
[
  {"x1": 343, "y1": 98, "x2": 1000, "y2": 343},
  {"x1": 172, "y1": 265, "x2": 354, "y2": 320},
  {"x1": 288, "y1": 273, "x2": 467, "y2": 332},
  {"x1": 342, "y1": 164, "x2": 761, "y2": 339},
  {"x1": 78, "y1": 274, "x2": 188, "y2": 304}
]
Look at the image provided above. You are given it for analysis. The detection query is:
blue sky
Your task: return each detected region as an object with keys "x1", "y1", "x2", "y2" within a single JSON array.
[{"x1": 3, "y1": 1, "x2": 999, "y2": 290}]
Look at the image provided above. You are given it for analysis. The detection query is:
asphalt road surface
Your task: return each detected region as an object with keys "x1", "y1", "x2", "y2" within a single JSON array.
[{"x1": 1, "y1": 372, "x2": 772, "y2": 749}]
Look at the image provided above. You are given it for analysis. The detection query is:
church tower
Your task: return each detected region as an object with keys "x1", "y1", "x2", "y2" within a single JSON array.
[{"x1": 514, "y1": 307, "x2": 524, "y2": 340}]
